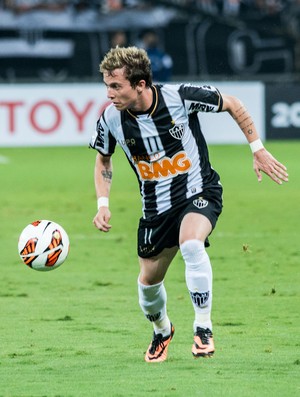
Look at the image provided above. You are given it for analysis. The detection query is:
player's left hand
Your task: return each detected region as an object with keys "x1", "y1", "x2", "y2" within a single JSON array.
[
  {"x1": 93, "y1": 207, "x2": 112, "y2": 232},
  {"x1": 253, "y1": 148, "x2": 288, "y2": 185}
]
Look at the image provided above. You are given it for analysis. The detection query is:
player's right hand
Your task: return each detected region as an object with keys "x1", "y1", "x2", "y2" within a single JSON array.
[
  {"x1": 253, "y1": 148, "x2": 288, "y2": 185},
  {"x1": 93, "y1": 207, "x2": 112, "y2": 232}
]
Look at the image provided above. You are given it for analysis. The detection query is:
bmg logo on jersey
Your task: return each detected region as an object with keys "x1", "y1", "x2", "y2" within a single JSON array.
[{"x1": 136, "y1": 151, "x2": 192, "y2": 180}]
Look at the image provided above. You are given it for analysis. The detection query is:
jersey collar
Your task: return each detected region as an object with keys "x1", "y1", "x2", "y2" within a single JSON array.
[{"x1": 126, "y1": 85, "x2": 158, "y2": 119}]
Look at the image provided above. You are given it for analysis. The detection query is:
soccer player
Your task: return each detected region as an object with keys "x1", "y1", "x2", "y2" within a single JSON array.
[{"x1": 89, "y1": 46, "x2": 288, "y2": 363}]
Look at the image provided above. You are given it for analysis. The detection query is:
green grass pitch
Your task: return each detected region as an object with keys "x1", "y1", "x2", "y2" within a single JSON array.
[{"x1": 0, "y1": 142, "x2": 299, "y2": 397}]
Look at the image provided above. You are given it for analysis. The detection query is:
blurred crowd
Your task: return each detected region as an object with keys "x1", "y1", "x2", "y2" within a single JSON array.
[
  {"x1": 0, "y1": 1, "x2": 299, "y2": 33},
  {"x1": 1, "y1": 1, "x2": 299, "y2": 43},
  {"x1": 0, "y1": 0, "x2": 145, "y2": 14},
  {"x1": 0, "y1": 0, "x2": 299, "y2": 81},
  {"x1": 0, "y1": 1, "x2": 175, "y2": 82},
  {"x1": 166, "y1": 0, "x2": 299, "y2": 18},
  {"x1": 0, "y1": 1, "x2": 175, "y2": 30},
  {"x1": 109, "y1": 29, "x2": 173, "y2": 82},
  {"x1": 1, "y1": 0, "x2": 298, "y2": 17}
]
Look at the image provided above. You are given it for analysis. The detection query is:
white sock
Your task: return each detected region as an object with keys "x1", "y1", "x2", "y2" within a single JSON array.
[
  {"x1": 138, "y1": 279, "x2": 171, "y2": 337},
  {"x1": 180, "y1": 239, "x2": 213, "y2": 332}
]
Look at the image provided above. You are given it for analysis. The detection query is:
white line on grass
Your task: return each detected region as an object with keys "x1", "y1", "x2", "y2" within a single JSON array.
[
  {"x1": 215, "y1": 231, "x2": 278, "y2": 238},
  {"x1": 72, "y1": 234, "x2": 125, "y2": 240},
  {"x1": 0, "y1": 155, "x2": 10, "y2": 164}
]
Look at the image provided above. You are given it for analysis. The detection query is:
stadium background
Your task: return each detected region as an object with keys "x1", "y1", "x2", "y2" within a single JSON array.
[
  {"x1": 1, "y1": 3, "x2": 299, "y2": 396},
  {"x1": 1, "y1": 0, "x2": 300, "y2": 146}
]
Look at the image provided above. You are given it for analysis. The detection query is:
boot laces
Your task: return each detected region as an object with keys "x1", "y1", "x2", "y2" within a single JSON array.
[
  {"x1": 195, "y1": 327, "x2": 212, "y2": 345},
  {"x1": 149, "y1": 333, "x2": 164, "y2": 354}
]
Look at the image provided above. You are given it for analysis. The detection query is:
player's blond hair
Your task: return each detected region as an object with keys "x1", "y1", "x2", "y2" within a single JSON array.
[{"x1": 100, "y1": 46, "x2": 152, "y2": 88}]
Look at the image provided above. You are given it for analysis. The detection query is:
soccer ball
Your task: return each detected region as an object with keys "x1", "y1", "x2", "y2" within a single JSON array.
[{"x1": 18, "y1": 220, "x2": 70, "y2": 271}]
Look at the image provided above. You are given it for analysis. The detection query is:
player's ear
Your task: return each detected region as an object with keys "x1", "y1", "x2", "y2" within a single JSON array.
[{"x1": 136, "y1": 80, "x2": 146, "y2": 92}]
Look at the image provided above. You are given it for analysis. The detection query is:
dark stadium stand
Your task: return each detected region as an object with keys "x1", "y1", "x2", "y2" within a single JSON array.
[{"x1": 0, "y1": 0, "x2": 299, "y2": 81}]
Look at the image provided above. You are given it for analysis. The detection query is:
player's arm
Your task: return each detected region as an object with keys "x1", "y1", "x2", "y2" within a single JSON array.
[
  {"x1": 93, "y1": 152, "x2": 113, "y2": 232},
  {"x1": 221, "y1": 94, "x2": 288, "y2": 185}
]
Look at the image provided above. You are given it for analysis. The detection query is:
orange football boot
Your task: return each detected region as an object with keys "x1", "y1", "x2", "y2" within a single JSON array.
[
  {"x1": 192, "y1": 327, "x2": 214, "y2": 357},
  {"x1": 145, "y1": 323, "x2": 175, "y2": 363}
]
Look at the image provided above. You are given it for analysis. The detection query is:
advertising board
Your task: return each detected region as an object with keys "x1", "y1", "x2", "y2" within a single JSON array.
[
  {"x1": 0, "y1": 82, "x2": 264, "y2": 147},
  {"x1": 265, "y1": 84, "x2": 300, "y2": 140}
]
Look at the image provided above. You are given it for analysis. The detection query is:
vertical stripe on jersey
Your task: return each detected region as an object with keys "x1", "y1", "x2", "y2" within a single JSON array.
[
  {"x1": 121, "y1": 112, "x2": 159, "y2": 217},
  {"x1": 137, "y1": 116, "x2": 172, "y2": 215},
  {"x1": 159, "y1": 87, "x2": 203, "y2": 203},
  {"x1": 152, "y1": 88, "x2": 188, "y2": 213},
  {"x1": 188, "y1": 112, "x2": 221, "y2": 188}
]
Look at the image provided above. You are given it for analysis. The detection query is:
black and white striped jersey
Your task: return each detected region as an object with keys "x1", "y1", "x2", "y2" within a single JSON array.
[{"x1": 90, "y1": 83, "x2": 223, "y2": 219}]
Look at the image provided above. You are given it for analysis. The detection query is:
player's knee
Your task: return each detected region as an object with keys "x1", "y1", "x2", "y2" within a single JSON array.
[{"x1": 180, "y1": 239, "x2": 208, "y2": 268}]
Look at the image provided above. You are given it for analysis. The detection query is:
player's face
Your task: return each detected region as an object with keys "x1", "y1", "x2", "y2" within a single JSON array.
[{"x1": 103, "y1": 68, "x2": 142, "y2": 111}]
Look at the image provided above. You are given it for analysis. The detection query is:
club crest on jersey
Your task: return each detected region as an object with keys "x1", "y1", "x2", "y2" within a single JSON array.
[
  {"x1": 169, "y1": 123, "x2": 184, "y2": 140},
  {"x1": 193, "y1": 197, "x2": 208, "y2": 209}
]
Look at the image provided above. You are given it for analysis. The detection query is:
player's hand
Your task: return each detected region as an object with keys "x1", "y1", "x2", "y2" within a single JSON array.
[
  {"x1": 253, "y1": 148, "x2": 288, "y2": 185},
  {"x1": 93, "y1": 207, "x2": 112, "y2": 232}
]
